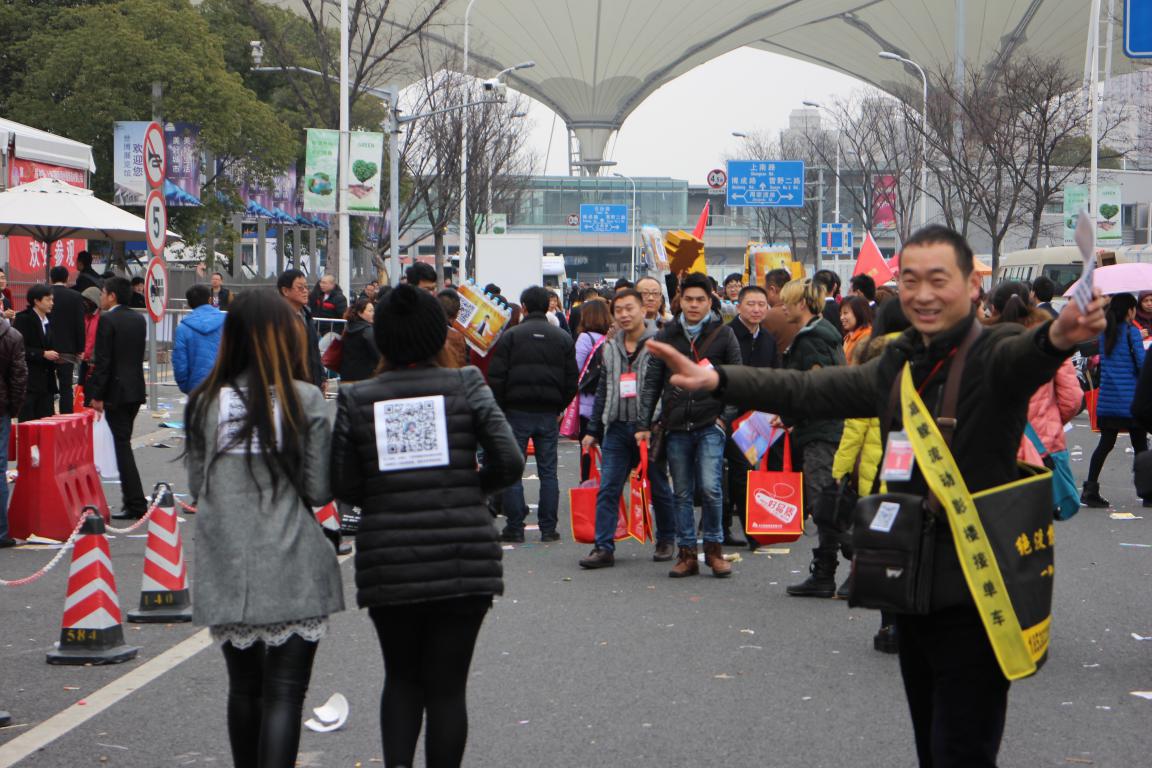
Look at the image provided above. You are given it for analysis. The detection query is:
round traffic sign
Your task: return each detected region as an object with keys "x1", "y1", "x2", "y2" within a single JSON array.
[
  {"x1": 567, "y1": 213, "x2": 579, "y2": 227},
  {"x1": 143, "y1": 257, "x2": 168, "y2": 323},
  {"x1": 707, "y1": 168, "x2": 728, "y2": 189},
  {"x1": 144, "y1": 188, "x2": 167, "y2": 258},
  {"x1": 143, "y1": 122, "x2": 166, "y2": 188}
]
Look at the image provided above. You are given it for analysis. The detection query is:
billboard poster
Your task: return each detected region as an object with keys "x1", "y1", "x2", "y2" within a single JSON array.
[
  {"x1": 4, "y1": 158, "x2": 87, "y2": 290},
  {"x1": 303, "y1": 129, "x2": 338, "y2": 213},
  {"x1": 113, "y1": 121, "x2": 201, "y2": 206},
  {"x1": 1063, "y1": 184, "x2": 1121, "y2": 247},
  {"x1": 872, "y1": 175, "x2": 897, "y2": 228},
  {"x1": 347, "y1": 131, "x2": 383, "y2": 214}
]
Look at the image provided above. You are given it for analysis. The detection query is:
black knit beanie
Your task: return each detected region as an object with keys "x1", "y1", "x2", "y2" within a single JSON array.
[{"x1": 374, "y1": 283, "x2": 448, "y2": 365}]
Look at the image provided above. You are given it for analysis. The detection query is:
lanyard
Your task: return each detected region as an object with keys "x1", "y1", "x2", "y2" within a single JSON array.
[{"x1": 916, "y1": 348, "x2": 958, "y2": 396}]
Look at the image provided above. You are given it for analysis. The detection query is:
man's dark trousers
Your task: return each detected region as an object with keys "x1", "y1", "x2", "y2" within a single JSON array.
[
  {"x1": 895, "y1": 605, "x2": 1010, "y2": 767},
  {"x1": 105, "y1": 403, "x2": 147, "y2": 516},
  {"x1": 54, "y1": 363, "x2": 75, "y2": 414},
  {"x1": 501, "y1": 410, "x2": 559, "y2": 535}
]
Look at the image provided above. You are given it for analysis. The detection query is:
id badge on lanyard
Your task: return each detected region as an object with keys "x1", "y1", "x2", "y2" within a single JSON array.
[
  {"x1": 697, "y1": 358, "x2": 714, "y2": 370},
  {"x1": 880, "y1": 430, "x2": 916, "y2": 482},
  {"x1": 619, "y1": 372, "x2": 638, "y2": 399}
]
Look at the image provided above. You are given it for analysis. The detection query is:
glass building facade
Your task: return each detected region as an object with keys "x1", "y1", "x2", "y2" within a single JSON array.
[{"x1": 512, "y1": 176, "x2": 688, "y2": 229}]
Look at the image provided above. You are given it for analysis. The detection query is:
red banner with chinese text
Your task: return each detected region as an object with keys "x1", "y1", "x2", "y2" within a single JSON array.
[{"x1": 4, "y1": 158, "x2": 88, "y2": 296}]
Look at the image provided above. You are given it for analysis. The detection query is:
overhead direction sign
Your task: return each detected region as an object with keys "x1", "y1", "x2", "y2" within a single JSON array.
[
  {"x1": 143, "y1": 121, "x2": 166, "y2": 188},
  {"x1": 144, "y1": 189, "x2": 167, "y2": 259},
  {"x1": 579, "y1": 203, "x2": 629, "y2": 234},
  {"x1": 144, "y1": 256, "x2": 168, "y2": 323},
  {"x1": 1125, "y1": 0, "x2": 1152, "y2": 58},
  {"x1": 726, "y1": 160, "x2": 805, "y2": 208},
  {"x1": 820, "y1": 223, "x2": 854, "y2": 257}
]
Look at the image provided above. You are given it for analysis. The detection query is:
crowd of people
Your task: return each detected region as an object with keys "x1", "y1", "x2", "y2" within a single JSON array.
[{"x1": 0, "y1": 226, "x2": 1147, "y2": 768}]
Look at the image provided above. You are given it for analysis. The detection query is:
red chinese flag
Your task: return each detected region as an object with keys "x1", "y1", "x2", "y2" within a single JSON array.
[
  {"x1": 692, "y1": 200, "x2": 710, "y2": 240},
  {"x1": 852, "y1": 231, "x2": 894, "y2": 284}
]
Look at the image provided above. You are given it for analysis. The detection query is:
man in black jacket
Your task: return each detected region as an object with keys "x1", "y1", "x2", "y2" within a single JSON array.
[
  {"x1": 646, "y1": 225, "x2": 1107, "y2": 768},
  {"x1": 88, "y1": 277, "x2": 149, "y2": 519},
  {"x1": 209, "y1": 271, "x2": 232, "y2": 310},
  {"x1": 488, "y1": 286, "x2": 578, "y2": 543},
  {"x1": 722, "y1": 285, "x2": 777, "y2": 546},
  {"x1": 13, "y1": 284, "x2": 58, "y2": 420},
  {"x1": 49, "y1": 266, "x2": 85, "y2": 413},
  {"x1": 278, "y1": 269, "x2": 325, "y2": 390},
  {"x1": 72, "y1": 250, "x2": 103, "y2": 294},
  {"x1": 637, "y1": 272, "x2": 743, "y2": 578}
]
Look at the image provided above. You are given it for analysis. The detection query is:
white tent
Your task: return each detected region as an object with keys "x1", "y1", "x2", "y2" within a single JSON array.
[{"x1": 0, "y1": 116, "x2": 94, "y2": 174}]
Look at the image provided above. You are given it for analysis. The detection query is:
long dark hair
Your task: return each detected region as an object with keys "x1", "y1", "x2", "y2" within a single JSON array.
[
  {"x1": 184, "y1": 290, "x2": 311, "y2": 498},
  {"x1": 988, "y1": 281, "x2": 1033, "y2": 325},
  {"x1": 1104, "y1": 293, "x2": 1138, "y2": 355}
]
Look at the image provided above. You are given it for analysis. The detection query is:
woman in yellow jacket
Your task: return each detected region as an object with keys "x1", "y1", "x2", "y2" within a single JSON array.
[{"x1": 831, "y1": 299, "x2": 910, "y2": 654}]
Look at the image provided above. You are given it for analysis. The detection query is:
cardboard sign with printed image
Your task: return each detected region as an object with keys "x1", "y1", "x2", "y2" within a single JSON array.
[{"x1": 453, "y1": 281, "x2": 512, "y2": 356}]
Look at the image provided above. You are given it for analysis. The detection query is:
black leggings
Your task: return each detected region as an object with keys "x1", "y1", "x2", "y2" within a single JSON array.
[
  {"x1": 1087, "y1": 427, "x2": 1148, "y2": 483},
  {"x1": 220, "y1": 635, "x2": 319, "y2": 768},
  {"x1": 369, "y1": 605, "x2": 488, "y2": 768}
]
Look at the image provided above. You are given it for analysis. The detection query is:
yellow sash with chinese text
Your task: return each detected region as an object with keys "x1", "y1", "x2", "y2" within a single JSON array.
[{"x1": 900, "y1": 365, "x2": 1048, "y2": 681}]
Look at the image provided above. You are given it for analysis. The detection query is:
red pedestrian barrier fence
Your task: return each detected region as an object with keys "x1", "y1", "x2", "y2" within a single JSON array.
[{"x1": 9, "y1": 411, "x2": 109, "y2": 541}]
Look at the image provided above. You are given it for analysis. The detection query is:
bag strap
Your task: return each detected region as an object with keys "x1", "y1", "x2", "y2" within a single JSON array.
[
  {"x1": 636, "y1": 439, "x2": 649, "y2": 482},
  {"x1": 1024, "y1": 423, "x2": 1047, "y2": 458},
  {"x1": 693, "y1": 321, "x2": 727, "y2": 361}
]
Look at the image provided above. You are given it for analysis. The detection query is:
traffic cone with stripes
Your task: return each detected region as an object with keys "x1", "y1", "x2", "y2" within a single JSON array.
[
  {"x1": 128, "y1": 483, "x2": 191, "y2": 623},
  {"x1": 47, "y1": 510, "x2": 139, "y2": 665}
]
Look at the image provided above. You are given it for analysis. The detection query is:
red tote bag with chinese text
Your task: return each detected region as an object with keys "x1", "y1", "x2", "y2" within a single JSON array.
[
  {"x1": 626, "y1": 441, "x2": 654, "y2": 543},
  {"x1": 745, "y1": 431, "x2": 804, "y2": 545},
  {"x1": 570, "y1": 446, "x2": 627, "y2": 544}
]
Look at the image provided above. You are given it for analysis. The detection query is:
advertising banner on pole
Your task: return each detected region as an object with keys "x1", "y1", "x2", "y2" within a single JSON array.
[
  {"x1": 1063, "y1": 184, "x2": 1122, "y2": 247},
  {"x1": 303, "y1": 129, "x2": 339, "y2": 214},
  {"x1": 347, "y1": 131, "x2": 383, "y2": 215},
  {"x1": 113, "y1": 121, "x2": 200, "y2": 206}
]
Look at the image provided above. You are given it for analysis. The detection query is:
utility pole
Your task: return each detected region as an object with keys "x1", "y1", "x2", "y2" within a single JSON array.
[{"x1": 148, "y1": 81, "x2": 161, "y2": 415}]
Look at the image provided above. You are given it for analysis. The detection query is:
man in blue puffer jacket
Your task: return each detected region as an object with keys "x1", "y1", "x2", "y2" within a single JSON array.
[{"x1": 173, "y1": 284, "x2": 225, "y2": 394}]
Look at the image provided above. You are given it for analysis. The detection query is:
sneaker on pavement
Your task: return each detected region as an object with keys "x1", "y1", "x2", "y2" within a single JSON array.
[{"x1": 579, "y1": 548, "x2": 615, "y2": 569}]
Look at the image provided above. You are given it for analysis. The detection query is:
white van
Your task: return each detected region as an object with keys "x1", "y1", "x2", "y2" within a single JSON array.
[{"x1": 993, "y1": 246, "x2": 1118, "y2": 293}]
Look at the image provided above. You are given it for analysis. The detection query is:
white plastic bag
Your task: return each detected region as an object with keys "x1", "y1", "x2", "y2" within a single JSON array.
[{"x1": 93, "y1": 414, "x2": 119, "y2": 481}]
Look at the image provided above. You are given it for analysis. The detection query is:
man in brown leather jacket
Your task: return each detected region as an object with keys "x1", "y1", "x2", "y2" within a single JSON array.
[{"x1": 646, "y1": 225, "x2": 1107, "y2": 768}]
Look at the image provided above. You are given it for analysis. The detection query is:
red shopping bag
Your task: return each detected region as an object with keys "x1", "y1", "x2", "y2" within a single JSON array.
[
  {"x1": 745, "y1": 430, "x2": 804, "y2": 545},
  {"x1": 570, "y1": 446, "x2": 627, "y2": 544},
  {"x1": 625, "y1": 441, "x2": 654, "y2": 543},
  {"x1": 1085, "y1": 387, "x2": 1100, "y2": 433}
]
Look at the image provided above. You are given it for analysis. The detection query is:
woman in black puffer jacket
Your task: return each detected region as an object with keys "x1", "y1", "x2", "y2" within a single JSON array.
[
  {"x1": 339, "y1": 297, "x2": 381, "y2": 382},
  {"x1": 331, "y1": 284, "x2": 523, "y2": 768}
]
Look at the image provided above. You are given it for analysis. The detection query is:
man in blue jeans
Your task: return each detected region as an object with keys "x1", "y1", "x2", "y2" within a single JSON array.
[
  {"x1": 0, "y1": 311, "x2": 28, "y2": 547},
  {"x1": 637, "y1": 273, "x2": 742, "y2": 577},
  {"x1": 487, "y1": 286, "x2": 578, "y2": 543},
  {"x1": 578, "y1": 289, "x2": 676, "y2": 567}
]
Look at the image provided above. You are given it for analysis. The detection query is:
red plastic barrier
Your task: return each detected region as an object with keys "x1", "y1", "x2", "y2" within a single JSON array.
[{"x1": 9, "y1": 411, "x2": 109, "y2": 541}]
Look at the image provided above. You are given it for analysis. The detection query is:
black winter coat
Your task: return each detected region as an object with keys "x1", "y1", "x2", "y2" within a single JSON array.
[
  {"x1": 339, "y1": 318, "x2": 381, "y2": 382},
  {"x1": 331, "y1": 366, "x2": 524, "y2": 608},
  {"x1": 12, "y1": 308, "x2": 56, "y2": 397},
  {"x1": 638, "y1": 314, "x2": 742, "y2": 432},
  {"x1": 487, "y1": 313, "x2": 578, "y2": 413},
  {"x1": 729, "y1": 318, "x2": 777, "y2": 369},
  {"x1": 50, "y1": 285, "x2": 87, "y2": 355}
]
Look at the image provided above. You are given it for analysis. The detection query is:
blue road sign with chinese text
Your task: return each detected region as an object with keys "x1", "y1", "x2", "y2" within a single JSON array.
[
  {"x1": 726, "y1": 160, "x2": 805, "y2": 208},
  {"x1": 820, "y1": 223, "x2": 854, "y2": 257},
  {"x1": 1126, "y1": 0, "x2": 1152, "y2": 58},
  {"x1": 579, "y1": 204, "x2": 629, "y2": 233}
]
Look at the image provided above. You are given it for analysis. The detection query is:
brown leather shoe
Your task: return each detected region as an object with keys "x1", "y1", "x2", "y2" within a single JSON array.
[
  {"x1": 652, "y1": 540, "x2": 676, "y2": 562},
  {"x1": 703, "y1": 541, "x2": 732, "y2": 578},
  {"x1": 668, "y1": 546, "x2": 699, "y2": 578},
  {"x1": 579, "y1": 548, "x2": 615, "y2": 569}
]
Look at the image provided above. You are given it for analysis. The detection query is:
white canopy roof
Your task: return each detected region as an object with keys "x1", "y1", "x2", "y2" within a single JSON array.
[
  {"x1": 270, "y1": 0, "x2": 1144, "y2": 173},
  {"x1": 0, "y1": 116, "x2": 95, "y2": 174}
]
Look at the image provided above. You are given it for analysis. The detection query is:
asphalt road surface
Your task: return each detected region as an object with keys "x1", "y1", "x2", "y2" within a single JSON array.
[{"x1": 1, "y1": 401, "x2": 1150, "y2": 767}]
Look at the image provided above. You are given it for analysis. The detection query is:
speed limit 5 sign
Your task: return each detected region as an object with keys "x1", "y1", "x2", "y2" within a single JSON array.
[{"x1": 145, "y1": 188, "x2": 167, "y2": 259}]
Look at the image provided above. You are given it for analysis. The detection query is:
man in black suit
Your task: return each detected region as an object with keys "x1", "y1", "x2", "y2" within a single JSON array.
[
  {"x1": 72, "y1": 250, "x2": 103, "y2": 294},
  {"x1": 12, "y1": 284, "x2": 58, "y2": 420},
  {"x1": 87, "y1": 277, "x2": 148, "y2": 519},
  {"x1": 48, "y1": 266, "x2": 85, "y2": 413}
]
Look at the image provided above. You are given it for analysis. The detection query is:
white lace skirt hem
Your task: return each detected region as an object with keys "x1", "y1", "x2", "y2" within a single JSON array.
[{"x1": 210, "y1": 616, "x2": 328, "y2": 649}]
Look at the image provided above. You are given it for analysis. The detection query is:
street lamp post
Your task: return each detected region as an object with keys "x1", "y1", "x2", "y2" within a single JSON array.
[
  {"x1": 802, "y1": 100, "x2": 840, "y2": 223},
  {"x1": 338, "y1": 0, "x2": 350, "y2": 290},
  {"x1": 612, "y1": 171, "x2": 638, "y2": 279},
  {"x1": 878, "y1": 51, "x2": 928, "y2": 228},
  {"x1": 458, "y1": 0, "x2": 479, "y2": 278}
]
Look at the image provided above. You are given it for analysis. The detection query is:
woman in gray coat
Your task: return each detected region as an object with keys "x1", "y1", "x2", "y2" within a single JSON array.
[{"x1": 185, "y1": 290, "x2": 344, "y2": 768}]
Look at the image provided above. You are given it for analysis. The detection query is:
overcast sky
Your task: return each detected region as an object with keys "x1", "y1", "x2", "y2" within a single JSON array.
[{"x1": 520, "y1": 48, "x2": 869, "y2": 185}]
